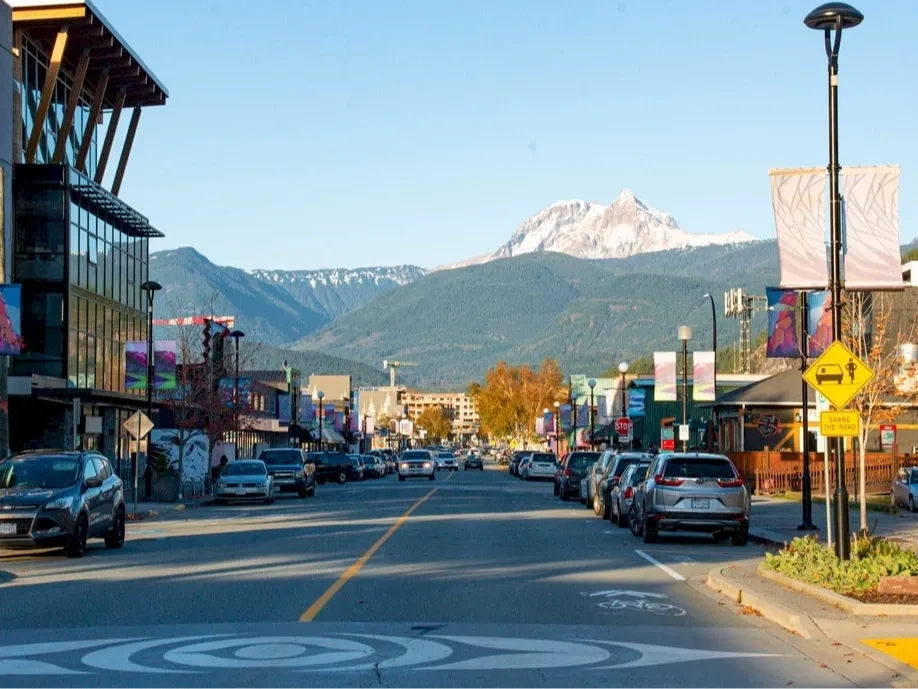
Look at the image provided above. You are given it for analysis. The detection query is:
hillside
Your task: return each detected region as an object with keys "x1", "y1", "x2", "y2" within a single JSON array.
[
  {"x1": 247, "y1": 344, "x2": 389, "y2": 387},
  {"x1": 295, "y1": 244, "x2": 779, "y2": 387}
]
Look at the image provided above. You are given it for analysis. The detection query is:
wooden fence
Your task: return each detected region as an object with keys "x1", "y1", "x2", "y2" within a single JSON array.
[{"x1": 725, "y1": 450, "x2": 910, "y2": 495}]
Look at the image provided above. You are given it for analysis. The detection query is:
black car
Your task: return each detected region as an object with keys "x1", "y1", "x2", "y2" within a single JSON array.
[
  {"x1": 258, "y1": 448, "x2": 316, "y2": 498},
  {"x1": 347, "y1": 455, "x2": 366, "y2": 481},
  {"x1": 0, "y1": 451, "x2": 126, "y2": 558},
  {"x1": 509, "y1": 451, "x2": 529, "y2": 476},
  {"x1": 308, "y1": 451, "x2": 352, "y2": 484},
  {"x1": 558, "y1": 452, "x2": 598, "y2": 501},
  {"x1": 464, "y1": 454, "x2": 484, "y2": 470}
]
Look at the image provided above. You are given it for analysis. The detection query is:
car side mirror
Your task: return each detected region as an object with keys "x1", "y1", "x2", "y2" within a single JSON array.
[{"x1": 84, "y1": 476, "x2": 103, "y2": 490}]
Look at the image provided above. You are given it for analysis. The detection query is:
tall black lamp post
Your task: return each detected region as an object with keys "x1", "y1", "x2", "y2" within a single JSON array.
[
  {"x1": 140, "y1": 280, "x2": 161, "y2": 500},
  {"x1": 804, "y1": 0, "x2": 862, "y2": 560},
  {"x1": 543, "y1": 407, "x2": 550, "y2": 449},
  {"x1": 553, "y1": 400, "x2": 561, "y2": 457},
  {"x1": 678, "y1": 326, "x2": 692, "y2": 451},
  {"x1": 317, "y1": 390, "x2": 325, "y2": 452},
  {"x1": 343, "y1": 396, "x2": 351, "y2": 451},
  {"x1": 587, "y1": 379, "x2": 596, "y2": 450},
  {"x1": 229, "y1": 330, "x2": 245, "y2": 446},
  {"x1": 619, "y1": 362, "x2": 630, "y2": 449}
]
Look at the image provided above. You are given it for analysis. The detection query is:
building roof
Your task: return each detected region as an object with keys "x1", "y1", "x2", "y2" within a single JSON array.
[
  {"x1": 11, "y1": 0, "x2": 168, "y2": 108},
  {"x1": 697, "y1": 368, "x2": 813, "y2": 409}
]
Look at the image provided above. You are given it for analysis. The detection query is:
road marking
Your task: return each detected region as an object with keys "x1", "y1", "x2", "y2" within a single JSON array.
[
  {"x1": 634, "y1": 549, "x2": 686, "y2": 582},
  {"x1": 862, "y1": 638, "x2": 918, "y2": 670},
  {"x1": 298, "y1": 488, "x2": 437, "y2": 622}
]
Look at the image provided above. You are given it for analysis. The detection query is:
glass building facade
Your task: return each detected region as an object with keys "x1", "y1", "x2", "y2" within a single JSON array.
[{"x1": 12, "y1": 165, "x2": 159, "y2": 393}]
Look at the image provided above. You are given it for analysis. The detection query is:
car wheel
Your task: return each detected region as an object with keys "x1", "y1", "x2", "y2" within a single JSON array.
[
  {"x1": 105, "y1": 507, "x2": 125, "y2": 549},
  {"x1": 429, "y1": 473, "x2": 435, "y2": 481},
  {"x1": 592, "y1": 493, "x2": 603, "y2": 516},
  {"x1": 628, "y1": 504, "x2": 643, "y2": 537},
  {"x1": 399, "y1": 475, "x2": 405, "y2": 482},
  {"x1": 559, "y1": 485, "x2": 568, "y2": 502},
  {"x1": 910, "y1": 496, "x2": 917, "y2": 513},
  {"x1": 306, "y1": 484, "x2": 315, "y2": 497},
  {"x1": 553, "y1": 481, "x2": 559, "y2": 496},
  {"x1": 616, "y1": 502, "x2": 628, "y2": 528},
  {"x1": 732, "y1": 529, "x2": 749, "y2": 546},
  {"x1": 299, "y1": 486, "x2": 309, "y2": 498},
  {"x1": 338, "y1": 472, "x2": 347, "y2": 485},
  {"x1": 602, "y1": 493, "x2": 611, "y2": 520},
  {"x1": 642, "y1": 515, "x2": 659, "y2": 544},
  {"x1": 65, "y1": 514, "x2": 88, "y2": 558}
]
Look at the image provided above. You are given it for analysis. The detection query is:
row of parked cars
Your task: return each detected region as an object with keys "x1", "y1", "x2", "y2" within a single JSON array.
[{"x1": 510, "y1": 448, "x2": 752, "y2": 546}]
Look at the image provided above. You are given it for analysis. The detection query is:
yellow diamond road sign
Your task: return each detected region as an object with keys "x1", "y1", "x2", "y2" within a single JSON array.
[
  {"x1": 820, "y1": 410, "x2": 860, "y2": 437},
  {"x1": 803, "y1": 340, "x2": 875, "y2": 410}
]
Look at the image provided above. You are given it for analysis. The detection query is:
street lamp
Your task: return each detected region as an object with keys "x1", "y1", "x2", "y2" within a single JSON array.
[
  {"x1": 702, "y1": 293, "x2": 717, "y2": 391},
  {"x1": 588, "y1": 379, "x2": 596, "y2": 450},
  {"x1": 543, "y1": 407, "x2": 550, "y2": 449},
  {"x1": 343, "y1": 395, "x2": 351, "y2": 451},
  {"x1": 553, "y1": 400, "x2": 561, "y2": 457},
  {"x1": 229, "y1": 330, "x2": 245, "y2": 445},
  {"x1": 140, "y1": 280, "x2": 161, "y2": 501},
  {"x1": 618, "y1": 362, "x2": 630, "y2": 449},
  {"x1": 317, "y1": 390, "x2": 325, "y2": 452},
  {"x1": 805, "y1": 0, "x2": 862, "y2": 560},
  {"x1": 678, "y1": 326, "x2": 692, "y2": 451}
]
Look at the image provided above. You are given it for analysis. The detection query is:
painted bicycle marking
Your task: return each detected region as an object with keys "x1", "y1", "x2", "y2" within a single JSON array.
[{"x1": 582, "y1": 589, "x2": 687, "y2": 617}]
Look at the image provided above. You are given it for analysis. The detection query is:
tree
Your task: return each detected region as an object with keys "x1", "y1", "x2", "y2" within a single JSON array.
[
  {"x1": 844, "y1": 292, "x2": 918, "y2": 533},
  {"x1": 903, "y1": 247, "x2": 918, "y2": 264},
  {"x1": 416, "y1": 406, "x2": 452, "y2": 443}
]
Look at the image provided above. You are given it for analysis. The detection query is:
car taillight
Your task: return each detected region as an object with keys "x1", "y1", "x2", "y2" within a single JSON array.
[
  {"x1": 654, "y1": 475, "x2": 684, "y2": 487},
  {"x1": 624, "y1": 486, "x2": 633, "y2": 499},
  {"x1": 717, "y1": 477, "x2": 744, "y2": 487},
  {"x1": 564, "y1": 468, "x2": 571, "y2": 477}
]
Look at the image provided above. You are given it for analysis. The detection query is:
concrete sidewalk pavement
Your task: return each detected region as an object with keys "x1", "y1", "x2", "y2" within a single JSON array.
[
  {"x1": 750, "y1": 496, "x2": 918, "y2": 551},
  {"x1": 124, "y1": 496, "x2": 213, "y2": 520}
]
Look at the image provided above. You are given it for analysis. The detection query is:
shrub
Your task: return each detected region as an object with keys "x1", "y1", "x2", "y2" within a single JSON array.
[{"x1": 764, "y1": 535, "x2": 918, "y2": 595}]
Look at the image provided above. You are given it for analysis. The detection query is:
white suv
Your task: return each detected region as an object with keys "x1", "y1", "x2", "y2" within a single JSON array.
[{"x1": 398, "y1": 450, "x2": 436, "y2": 482}]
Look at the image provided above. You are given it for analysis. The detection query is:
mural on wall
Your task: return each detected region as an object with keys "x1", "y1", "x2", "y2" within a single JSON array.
[
  {"x1": 0, "y1": 285, "x2": 23, "y2": 355},
  {"x1": 150, "y1": 429, "x2": 210, "y2": 483}
]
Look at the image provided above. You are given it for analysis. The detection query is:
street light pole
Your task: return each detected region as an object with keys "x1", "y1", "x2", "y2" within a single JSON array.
[
  {"x1": 588, "y1": 379, "x2": 596, "y2": 450},
  {"x1": 619, "y1": 362, "x2": 630, "y2": 449},
  {"x1": 317, "y1": 390, "x2": 325, "y2": 453},
  {"x1": 703, "y1": 293, "x2": 717, "y2": 391},
  {"x1": 798, "y1": 293, "x2": 817, "y2": 531},
  {"x1": 678, "y1": 326, "x2": 692, "y2": 452},
  {"x1": 140, "y1": 280, "x2": 161, "y2": 501},
  {"x1": 553, "y1": 401, "x2": 561, "y2": 457},
  {"x1": 805, "y1": 0, "x2": 862, "y2": 560},
  {"x1": 229, "y1": 330, "x2": 245, "y2": 449}
]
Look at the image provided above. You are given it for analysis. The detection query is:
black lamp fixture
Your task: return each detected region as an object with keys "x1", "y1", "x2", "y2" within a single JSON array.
[{"x1": 140, "y1": 280, "x2": 161, "y2": 502}]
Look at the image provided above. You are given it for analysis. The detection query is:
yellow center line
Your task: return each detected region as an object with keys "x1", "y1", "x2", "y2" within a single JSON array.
[{"x1": 299, "y1": 487, "x2": 438, "y2": 622}]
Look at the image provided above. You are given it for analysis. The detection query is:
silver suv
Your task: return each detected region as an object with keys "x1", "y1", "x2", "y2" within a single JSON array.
[{"x1": 630, "y1": 453, "x2": 750, "y2": 546}]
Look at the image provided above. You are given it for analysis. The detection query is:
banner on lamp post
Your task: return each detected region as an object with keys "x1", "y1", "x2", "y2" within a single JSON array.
[
  {"x1": 693, "y1": 351, "x2": 716, "y2": 401},
  {"x1": 770, "y1": 167, "x2": 828, "y2": 289},
  {"x1": 654, "y1": 352, "x2": 677, "y2": 402}
]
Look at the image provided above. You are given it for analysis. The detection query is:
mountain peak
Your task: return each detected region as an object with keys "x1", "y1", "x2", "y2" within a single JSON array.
[{"x1": 615, "y1": 188, "x2": 637, "y2": 204}]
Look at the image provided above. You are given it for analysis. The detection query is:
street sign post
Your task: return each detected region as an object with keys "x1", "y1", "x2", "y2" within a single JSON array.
[
  {"x1": 819, "y1": 410, "x2": 860, "y2": 437},
  {"x1": 123, "y1": 411, "x2": 154, "y2": 516},
  {"x1": 803, "y1": 340, "x2": 875, "y2": 410},
  {"x1": 614, "y1": 417, "x2": 632, "y2": 436}
]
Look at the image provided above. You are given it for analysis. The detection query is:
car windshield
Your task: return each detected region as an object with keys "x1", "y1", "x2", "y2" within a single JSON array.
[
  {"x1": 402, "y1": 451, "x2": 430, "y2": 460},
  {"x1": 629, "y1": 464, "x2": 651, "y2": 485},
  {"x1": 911, "y1": 471, "x2": 918, "y2": 484},
  {"x1": 566, "y1": 455, "x2": 595, "y2": 470},
  {"x1": 0, "y1": 457, "x2": 80, "y2": 490},
  {"x1": 223, "y1": 462, "x2": 266, "y2": 476},
  {"x1": 663, "y1": 458, "x2": 736, "y2": 480},
  {"x1": 438, "y1": 452, "x2": 453, "y2": 458},
  {"x1": 259, "y1": 450, "x2": 301, "y2": 466},
  {"x1": 613, "y1": 457, "x2": 643, "y2": 477}
]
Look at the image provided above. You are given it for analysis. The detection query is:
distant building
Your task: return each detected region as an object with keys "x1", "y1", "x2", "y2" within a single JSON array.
[{"x1": 403, "y1": 391, "x2": 479, "y2": 439}]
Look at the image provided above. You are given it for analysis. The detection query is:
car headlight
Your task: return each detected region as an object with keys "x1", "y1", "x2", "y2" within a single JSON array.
[
  {"x1": 400, "y1": 463, "x2": 408, "y2": 470},
  {"x1": 45, "y1": 496, "x2": 73, "y2": 510},
  {"x1": 423, "y1": 462, "x2": 431, "y2": 468},
  {"x1": 296, "y1": 470, "x2": 305, "y2": 478},
  {"x1": 215, "y1": 480, "x2": 226, "y2": 488}
]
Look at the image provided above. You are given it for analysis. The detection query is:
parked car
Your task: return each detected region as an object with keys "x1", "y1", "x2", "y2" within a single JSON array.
[
  {"x1": 558, "y1": 452, "x2": 598, "y2": 501},
  {"x1": 608, "y1": 461, "x2": 652, "y2": 527},
  {"x1": 257, "y1": 448, "x2": 315, "y2": 498},
  {"x1": 892, "y1": 466, "x2": 918, "y2": 512},
  {"x1": 436, "y1": 451, "x2": 459, "y2": 471},
  {"x1": 214, "y1": 459, "x2": 275, "y2": 505},
  {"x1": 593, "y1": 452, "x2": 654, "y2": 518},
  {"x1": 308, "y1": 452, "x2": 352, "y2": 485},
  {"x1": 578, "y1": 451, "x2": 607, "y2": 506},
  {"x1": 364, "y1": 455, "x2": 385, "y2": 478},
  {"x1": 347, "y1": 455, "x2": 366, "y2": 481},
  {"x1": 518, "y1": 455, "x2": 534, "y2": 480},
  {"x1": 509, "y1": 451, "x2": 529, "y2": 476},
  {"x1": 398, "y1": 450, "x2": 436, "y2": 481},
  {"x1": 0, "y1": 451, "x2": 125, "y2": 558},
  {"x1": 464, "y1": 453, "x2": 484, "y2": 470},
  {"x1": 526, "y1": 453, "x2": 558, "y2": 481},
  {"x1": 630, "y1": 453, "x2": 750, "y2": 546}
]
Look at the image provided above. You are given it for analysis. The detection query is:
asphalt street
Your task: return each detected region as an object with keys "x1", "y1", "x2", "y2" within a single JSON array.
[{"x1": 0, "y1": 462, "x2": 903, "y2": 687}]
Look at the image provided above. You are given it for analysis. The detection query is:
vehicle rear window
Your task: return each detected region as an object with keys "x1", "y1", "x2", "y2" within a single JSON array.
[
  {"x1": 629, "y1": 464, "x2": 651, "y2": 484},
  {"x1": 613, "y1": 457, "x2": 642, "y2": 477},
  {"x1": 567, "y1": 455, "x2": 594, "y2": 470},
  {"x1": 663, "y1": 459, "x2": 736, "y2": 480},
  {"x1": 569, "y1": 452, "x2": 600, "y2": 463},
  {"x1": 402, "y1": 451, "x2": 430, "y2": 460},
  {"x1": 259, "y1": 450, "x2": 302, "y2": 465},
  {"x1": 531, "y1": 454, "x2": 555, "y2": 463},
  {"x1": 224, "y1": 461, "x2": 266, "y2": 476}
]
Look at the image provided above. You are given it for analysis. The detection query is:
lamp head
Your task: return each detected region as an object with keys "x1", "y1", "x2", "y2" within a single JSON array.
[
  {"x1": 229, "y1": 329, "x2": 245, "y2": 339},
  {"x1": 678, "y1": 325, "x2": 693, "y2": 341},
  {"x1": 317, "y1": 390, "x2": 325, "y2": 400},
  {"x1": 588, "y1": 379, "x2": 596, "y2": 389},
  {"x1": 618, "y1": 361, "x2": 630, "y2": 374},
  {"x1": 141, "y1": 280, "x2": 162, "y2": 292},
  {"x1": 553, "y1": 401, "x2": 561, "y2": 409},
  {"x1": 804, "y1": 2, "x2": 863, "y2": 30}
]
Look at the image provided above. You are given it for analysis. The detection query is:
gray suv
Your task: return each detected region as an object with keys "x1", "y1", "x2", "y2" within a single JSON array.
[
  {"x1": 0, "y1": 451, "x2": 126, "y2": 557},
  {"x1": 630, "y1": 453, "x2": 750, "y2": 546}
]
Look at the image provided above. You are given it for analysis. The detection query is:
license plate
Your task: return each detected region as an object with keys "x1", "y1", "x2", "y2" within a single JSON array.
[
  {"x1": 0, "y1": 523, "x2": 16, "y2": 535},
  {"x1": 235, "y1": 487, "x2": 247, "y2": 496},
  {"x1": 691, "y1": 498, "x2": 710, "y2": 509}
]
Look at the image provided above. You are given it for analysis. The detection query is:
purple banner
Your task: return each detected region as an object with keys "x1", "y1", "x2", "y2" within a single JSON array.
[
  {"x1": 766, "y1": 287, "x2": 800, "y2": 358},
  {"x1": 807, "y1": 291, "x2": 832, "y2": 357}
]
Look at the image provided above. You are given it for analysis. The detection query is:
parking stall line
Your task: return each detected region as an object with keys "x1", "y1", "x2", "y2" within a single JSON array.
[{"x1": 634, "y1": 549, "x2": 686, "y2": 582}]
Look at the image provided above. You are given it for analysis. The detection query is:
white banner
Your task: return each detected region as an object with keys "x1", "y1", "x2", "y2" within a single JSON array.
[
  {"x1": 770, "y1": 168, "x2": 828, "y2": 289},
  {"x1": 842, "y1": 165, "x2": 903, "y2": 291},
  {"x1": 654, "y1": 352, "x2": 677, "y2": 402},
  {"x1": 693, "y1": 351, "x2": 716, "y2": 401},
  {"x1": 398, "y1": 419, "x2": 414, "y2": 437}
]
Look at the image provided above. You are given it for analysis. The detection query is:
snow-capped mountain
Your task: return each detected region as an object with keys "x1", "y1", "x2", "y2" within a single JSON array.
[
  {"x1": 247, "y1": 265, "x2": 426, "y2": 289},
  {"x1": 441, "y1": 189, "x2": 756, "y2": 269}
]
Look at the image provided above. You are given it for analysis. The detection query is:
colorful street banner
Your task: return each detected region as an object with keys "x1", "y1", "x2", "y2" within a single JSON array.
[
  {"x1": 153, "y1": 341, "x2": 177, "y2": 390},
  {"x1": 807, "y1": 291, "x2": 832, "y2": 357},
  {"x1": 628, "y1": 389, "x2": 645, "y2": 418},
  {"x1": 0, "y1": 285, "x2": 22, "y2": 356},
  {"x1": 298, "y1": 393, "x2": 313, "y2": 423},
  {"x1": 595, "y1": 396, "x2": 611, "y2": 425},
  {"x1": 693, "y1": 351, "x2": 716, "y2": 401},
  {"x1": 124, "y1": 341, "x2": 147, "y2": 390},
  {"x1": 842, "y1": 165, "x2": 903, "y2": 290},
  {"x1": 334, "y1": 412, "x2": 345, "y2": 432},
  {"x1": 770, "y1": 167, "x2": 828, "y2": 289},
  {"x1": 766, "y1": 288, "x2": 800, "y2": 358},
  {"x1": 654, "y1": 352, "x2": 677, "y2": 401},
  {"x1": 535, "y1": 417, "x2": 545, "y2": 436},
  {"x1": 278, "y1": 393, "x2": 291, "y2": 425},
  {"x1": 560, "y1": 404, "x2": 572, "y2": 432},
  {"x1": 218, "y1": 377, "x2": 251, "y2": 408},
  {"x1": 543, "y1": 410, "x2": 555, "y2": 434}
]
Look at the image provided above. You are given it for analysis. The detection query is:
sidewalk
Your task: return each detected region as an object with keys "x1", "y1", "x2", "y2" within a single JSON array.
[
  {"x1": 751, "y1": 495, "x2": 918, "y2": 552},
  {"x1": 123, "y1": 493, "x2": 213, "y2": 520}
]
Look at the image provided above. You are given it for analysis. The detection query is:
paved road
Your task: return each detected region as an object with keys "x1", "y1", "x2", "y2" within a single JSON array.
[{"x1": 0, "y1": 463, "x2": 901, "y2": 687}]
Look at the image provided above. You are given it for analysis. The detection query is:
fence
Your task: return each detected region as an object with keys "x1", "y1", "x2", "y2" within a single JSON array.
[{"x1": 752, "y1": 453, "x2": 908, "y2": 496}]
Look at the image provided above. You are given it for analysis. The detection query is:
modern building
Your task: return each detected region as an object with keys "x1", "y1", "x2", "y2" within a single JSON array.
[
  {"x1": 3, "y1": 0, "x2": 168, "y2": 456},
  {"x1": 403, "y1": 391, "x2": 479, "y2": 439}
]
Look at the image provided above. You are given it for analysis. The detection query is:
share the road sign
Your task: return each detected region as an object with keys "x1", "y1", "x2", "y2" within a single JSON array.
[
  {"x1": 803, "y1": 340, "x2": 875, "y2": 410},
  {"x1": 820, "y1": 410, "x2": 860, "y2": 437}
]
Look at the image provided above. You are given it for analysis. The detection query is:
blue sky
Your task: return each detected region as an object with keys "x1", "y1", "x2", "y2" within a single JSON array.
[{"x1": 98, "y1": 0, "x2": 916, "y2": 271}]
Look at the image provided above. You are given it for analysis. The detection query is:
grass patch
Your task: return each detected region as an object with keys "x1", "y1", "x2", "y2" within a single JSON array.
[
  {"x1": 778, "y1": 491, "x2": 898, "y2": 514},
  {"x1": 764, "y1": 535, "x2": 918, "y2": 595}
]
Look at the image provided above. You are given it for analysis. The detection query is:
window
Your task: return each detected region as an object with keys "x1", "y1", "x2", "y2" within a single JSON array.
[
  {"x1": 82, "y1": 458, "x2": 98, "y2": 483},
  {"x1": 92, "y1": 456, "x2": 109, "y2": 480}
]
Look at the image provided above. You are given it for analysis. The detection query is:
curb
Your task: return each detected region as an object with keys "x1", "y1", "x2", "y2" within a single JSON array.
[
  {"x1": 128, "y1": 499, "x2": 213, "y2": 521},
  {"x1": 705, "y1": 566, "x2": 822, "y2": 639},
  {"x1": 0, "y1": 570, "x2": 14, "y2": 586},
  {"x1": 748, "y1": 527, "x2": 791, "y2": 547},
  {"x1": 758, "y1": 565, "x2": 918, "y2": 617}
]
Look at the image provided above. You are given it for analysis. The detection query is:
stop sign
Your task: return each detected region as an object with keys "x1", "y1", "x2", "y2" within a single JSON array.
[{"x1": 614, "y1": 417, "x2": 633, "y2": 436}]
